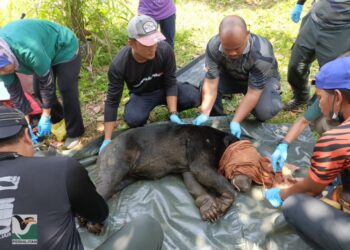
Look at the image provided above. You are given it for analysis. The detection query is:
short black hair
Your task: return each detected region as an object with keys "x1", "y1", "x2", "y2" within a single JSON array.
[
  {"x1": 0, "y1": 126, "x2": 26, "y2": 148},
  {"x1": 325, "y1": 89, "x2": 350, "y2": 103},
  {"x1": 219, "y1": 15, "x2": 247, "y2": 35}
]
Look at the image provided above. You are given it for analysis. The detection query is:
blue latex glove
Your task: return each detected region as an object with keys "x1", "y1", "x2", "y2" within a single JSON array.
[
  {"x1": 271, "y1": 143, "x2": 289, "y2": 172},
  {"x1": 192, "y1": 113, "x2": 209, "y2": 126},
  {"x1": 28, "y1": 125, "x2": 38, "y2": 145},
  {"x1": 291, "y1": 4, "x2": 303, "y2": 23},
  {"x1": 170, "y1": 114, "x2": 185, "y2": 124},
  {"x1": 230, "y1": 121, "x2": 241, "y2": 139},
  {"x1": 99, "y1": 139, "x2": 111, "y2": 154},
  {"x1": 38, "y1": 115, "x2": 51, "y2": 136},
  {"x1": 264, "y1": 188, "x2": 283, "y2": 208}
]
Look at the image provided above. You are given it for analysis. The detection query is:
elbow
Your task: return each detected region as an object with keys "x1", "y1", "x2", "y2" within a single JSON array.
[{"x1": 300, "y1": 116, "x2": 311, "y2": 126}]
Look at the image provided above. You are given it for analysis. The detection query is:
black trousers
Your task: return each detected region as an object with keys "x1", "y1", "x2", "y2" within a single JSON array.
[
  {"x1": 124, "y1": 82, "x2": 200, "y2": 128},
  {"x1": 287, "y1": 13, "x2": 350, "y2": 100},
  {"x1": 33, "y1": 54, "x2": 84, "y2": 138}
]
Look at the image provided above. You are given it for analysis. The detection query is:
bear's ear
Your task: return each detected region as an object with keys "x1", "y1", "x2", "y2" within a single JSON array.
[{"x1": 223, "y1": 134, "x2": 239, "y2": 147}]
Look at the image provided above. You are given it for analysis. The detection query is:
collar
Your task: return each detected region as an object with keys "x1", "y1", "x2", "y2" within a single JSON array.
[{"x1": 0, "y1": 152, "x2": 19, "y2": 161}]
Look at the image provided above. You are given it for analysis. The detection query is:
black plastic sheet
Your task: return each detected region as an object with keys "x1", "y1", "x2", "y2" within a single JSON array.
[{"x1": 76, "y1": 117, "x2": 315, "y2": 250}]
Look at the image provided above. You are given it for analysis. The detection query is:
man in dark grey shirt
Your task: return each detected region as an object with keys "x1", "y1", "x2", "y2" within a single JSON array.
[
  {"x1": 285, "y1": 0, "x2": 350, "y2": 110},
  {"x1": 193, "y1": 15, "x2": 282, "y2": 138},
  {"x1": 0, "y1": 106, "x2": 164, "y2": 250},
  {"x1": 100, "y1": 15, "x2": 200, "y2": 153}
]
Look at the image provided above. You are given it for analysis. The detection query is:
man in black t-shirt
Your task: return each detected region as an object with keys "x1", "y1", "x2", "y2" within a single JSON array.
[
  {"x1": 0, "y1": 106, "x2": 163, "y2": 250},
  {"x1": 99, "y1": 15, "x2": 200, "y2": 154}
]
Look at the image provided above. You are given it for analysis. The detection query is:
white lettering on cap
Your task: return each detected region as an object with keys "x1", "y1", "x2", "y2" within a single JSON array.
[{"x1": 143, "y1": 21, "x2": 156, "y2": 34}]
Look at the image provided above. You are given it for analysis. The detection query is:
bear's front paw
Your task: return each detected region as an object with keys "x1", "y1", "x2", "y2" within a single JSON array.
[
  {"x1": 76, "y1": 215, "x2": 88, "y2": 227},
  {"x1": 195, "y1": 194, "x2": 220, "y2": 222},
  {"x1": 86, "y1": 222, "x2": 104, "y2": 235},
  {"x1": 216, "y1": 192, "x2": 235, "y2": 216}
]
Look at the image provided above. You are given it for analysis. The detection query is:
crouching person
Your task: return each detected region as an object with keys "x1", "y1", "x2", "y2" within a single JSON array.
[
  {"x1": 0, "y1": 106, "x2": 163, "y2": 250},
  {"x1": 264, "y1": 57, "x2": 350, "y2": 249},
  {"x1": 100, "y1": 15, "x2": 200, "y2": 154}
]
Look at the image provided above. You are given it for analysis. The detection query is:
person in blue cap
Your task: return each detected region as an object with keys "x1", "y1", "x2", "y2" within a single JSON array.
[
  {"x1": 284, "y1": 0, "x2": 350, "y2": 110},
  {"x1": 264, "y1": 56, "x2": 350, "y2": 249},
  {"x1": 0, "y1": 19, "x2": 84, "y2": 149},
  {"x1": 271, "y1": 94, "x2": 337, "y2": 173}
]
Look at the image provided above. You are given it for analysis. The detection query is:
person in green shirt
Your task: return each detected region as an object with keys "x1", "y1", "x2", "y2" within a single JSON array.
[{"x1": 0, "y1": 19, "x2": 84, "y2": 149}]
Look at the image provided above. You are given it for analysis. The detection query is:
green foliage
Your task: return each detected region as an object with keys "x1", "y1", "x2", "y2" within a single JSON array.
[{"x1": 1, "y1": 0, "x2": 320, "y2": 129}]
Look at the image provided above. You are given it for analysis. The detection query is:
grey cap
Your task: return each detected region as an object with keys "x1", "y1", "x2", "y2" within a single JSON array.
[
  {"x1": 0, "y1": 106, "x2": 28, "y2": 140},
  {"x1": 127, "y1": 15, "x2": 165, "y2": 46}
]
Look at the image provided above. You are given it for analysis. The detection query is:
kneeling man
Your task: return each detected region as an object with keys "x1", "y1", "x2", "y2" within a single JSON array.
[
  {"x1": 100, "y1": 15, "x2": 200, "y2": 153},
  {"x1": 193, "y1": 15, "x2": 282, "y2": 138}
]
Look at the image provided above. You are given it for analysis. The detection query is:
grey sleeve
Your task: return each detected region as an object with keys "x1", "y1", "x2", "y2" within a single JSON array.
[
  {"x1": 5, "y1": 75, "x2": 33, "y2": 115},
  {"x1": 37, "y1": 70, "x2": 55, "y2": 108},
  {"x1": 205, "y1": 41, "x2": 220, "y2": 79}
]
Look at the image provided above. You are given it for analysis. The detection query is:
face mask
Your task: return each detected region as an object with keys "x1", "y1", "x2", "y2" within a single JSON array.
[
  {"x1": 330, "y1": 95, "x2": 345, "y2": 124},
  {"x1": 330, "y1": 111, "x2": 345, "y2": 124}
]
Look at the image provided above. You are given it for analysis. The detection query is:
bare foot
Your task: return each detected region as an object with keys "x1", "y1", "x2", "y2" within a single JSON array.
[
  {"x1": 86, "y1": 222, "x2": 104, "y2": 235},
  {"x1": 76, "y1": 215, "x2": 104, "y2": 235}
]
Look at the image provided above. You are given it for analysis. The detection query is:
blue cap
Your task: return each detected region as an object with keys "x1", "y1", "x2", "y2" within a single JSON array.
[
  {"x1": 0, "y1": 55, "x2": 11, "y2": 68},
  {"x1": 315, "y1": 57, "x2": 350, "y2": 90}
]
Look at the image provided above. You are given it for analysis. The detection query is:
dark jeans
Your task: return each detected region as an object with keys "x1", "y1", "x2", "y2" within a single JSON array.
[
  {"x1": 287, "y1": 13, "x2": 350, "y2": 100},
  {"x1": 283, "y1": 194, "x2": 350, "y2": 250},
  {"x1": 124, "y1": 82, "x2": 200, "y2": 127},
  {"x1": 96, "y1": 215, "x2": 163, "y2": 250},
  {"x1": 33, "y1": 54, "x2": 84, "y2": 138},
  {"x1": 158, "y1": 14, "x2": 176, "y2": 49},
  {"x1": 211, "y1": 73, "x2": 282, "y2": 121}
]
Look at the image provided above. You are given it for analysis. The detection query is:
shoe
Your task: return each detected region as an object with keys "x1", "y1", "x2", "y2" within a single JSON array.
[
  {"x1": 283, "y1": 98, "x2": 308, "y2": 111},
  {"x1": 64, "y1": 137, "x2": 80, "y2": 150}
]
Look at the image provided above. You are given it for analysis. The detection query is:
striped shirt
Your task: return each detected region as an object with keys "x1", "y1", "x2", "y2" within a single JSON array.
[{"x1": 309, "y1": 120, "x2": 350, "y2": 185}]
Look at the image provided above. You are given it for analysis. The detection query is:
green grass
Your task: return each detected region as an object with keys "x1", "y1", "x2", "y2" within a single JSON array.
[
  {"x1": 1, "y1": 0, "x2": 321, "y2": 139},
  {"x1": 172, "y1": 0, "x2": 318, "y2": 123},
  {"x1": 79, "y1": 0, "x2": 321, "y2": 135}
]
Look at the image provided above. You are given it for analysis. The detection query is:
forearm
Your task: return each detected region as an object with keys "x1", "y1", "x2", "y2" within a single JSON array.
[
  {"x1": 280, "y1": 175, "x2": 324, "y2": 200},
  {"x1": 38, "y1": 70, "x2": 55, "y2": 108},
  {"x1": 200, "y1": 78, "x2": 219, "y2": 115},
  {"x1": 6, "y1": 76, "x2": 33, "y2": 115},
  {"x1": 166, "y1": 95, "x2": 177, "y2": 113},
  {"x1": 233, "y1": 88, "x2": 262, "y2": 122},
  {"x1": 42, "y1": 108, "x2": 51, "y2": 117},
  {"x1": 284, "y1": 117, "x2": 310, "y2": 144},
  {"x1": 104, "y1": 121, "x2": 116, "y2": 140}
]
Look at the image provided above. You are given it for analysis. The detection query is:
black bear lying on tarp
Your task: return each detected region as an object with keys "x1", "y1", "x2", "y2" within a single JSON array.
[{"x1": 82, "y1": 124, "x2": 239, "y2": 234}]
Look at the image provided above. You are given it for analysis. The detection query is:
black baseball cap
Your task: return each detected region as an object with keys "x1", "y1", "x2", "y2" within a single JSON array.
[{"x1": 0, "y1": 106, "x2": 28, "y2": 140}]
